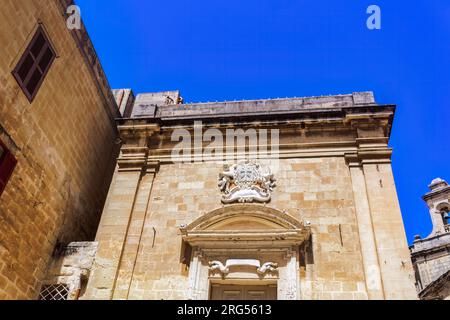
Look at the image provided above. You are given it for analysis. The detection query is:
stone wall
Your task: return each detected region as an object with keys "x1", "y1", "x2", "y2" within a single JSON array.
[
  {"x1": 418, "y1": 270, "x2": 450, "y2": 300},
  {"x1": 119, "y1": 158, "x2": 366, "y2": 300},
  {"x1": 42, "y1": 242, "x2": 98, "y2": 300},
  {"x1": 0, "y1": 0, "x2": 119, "y2": 299},
  {"x1": 411, "y1": 233, "x2": 450, "y2": 291},
  {"x1": 416, "y1": 252, "x2": 450, "y2": 290}
]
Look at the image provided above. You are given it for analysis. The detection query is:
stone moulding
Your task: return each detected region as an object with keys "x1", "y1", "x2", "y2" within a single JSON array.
[
  {"x1": 180, "y1": 204, "x2": 310, "y2": 252},
  {"x1": 344, "y1": 137, "x2": 393, "y2": 167},
  {"x1": 209, "y1": 259, "x2": 278, "y2": 275},
  {"x1": 183, "y1": 204, "x2": 305, "y2": 230},
  {"x1": 183, "y1": 230, "x2": 307, "y2": 249}
]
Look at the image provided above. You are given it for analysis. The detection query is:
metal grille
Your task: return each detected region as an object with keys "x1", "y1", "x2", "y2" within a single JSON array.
[{"x1": 39, "y1": 284, "x2": 69, "y2": 300}]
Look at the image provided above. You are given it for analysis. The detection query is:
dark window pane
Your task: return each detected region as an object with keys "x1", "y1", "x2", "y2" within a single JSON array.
[
  {"x1": 30, "y1": 32, "x2": 45, "y2": 58},
  {"x1": 17, "y1": 53, "x2": 34, "y2": 81},
  {"x1": 25, "y1": 68, "x2": 42, "y2": 96},
  {"x1": 39, "y1": 47, "x2": 54, "y2": 72},
  {"x1": 0, "y1": 147, "x2": 17, "y2": 197}
]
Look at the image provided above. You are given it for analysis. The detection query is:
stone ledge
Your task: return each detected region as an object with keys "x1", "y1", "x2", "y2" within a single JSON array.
[{"x1": 57, "y1": 0, "x2": 121, "y2": 124}]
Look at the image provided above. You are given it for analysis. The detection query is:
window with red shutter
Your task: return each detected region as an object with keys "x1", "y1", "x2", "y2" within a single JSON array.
[{"x1": 0, "y1": 140, "x2": 17, "y2": 197}]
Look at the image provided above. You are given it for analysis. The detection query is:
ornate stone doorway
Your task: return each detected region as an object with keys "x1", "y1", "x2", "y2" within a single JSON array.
[{"x1": 180, "y1": 204, "x2": 310, "y2": 300}]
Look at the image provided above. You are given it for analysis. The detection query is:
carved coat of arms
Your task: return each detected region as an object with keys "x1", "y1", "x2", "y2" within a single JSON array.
[{"x1": 218, "y1": 161, "x2": 276, "y2": 204}]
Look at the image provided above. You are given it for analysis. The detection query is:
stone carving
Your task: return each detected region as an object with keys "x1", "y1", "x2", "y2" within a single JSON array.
[
  {"x1": 165, "y1": 96, "x2": 174, "y2": 105},
  {"x1": 209, "y1": 261, "x2": 230, "y2": 274},
  {"x1": 256, "y1": 262, "x2": 278, "y2": 275},
  {"x1": 208, "y1": 259, "x2": 278, "y2": 275},
  {"x1": 218, "y1": 161, "x2": 276, "y2": 203}
]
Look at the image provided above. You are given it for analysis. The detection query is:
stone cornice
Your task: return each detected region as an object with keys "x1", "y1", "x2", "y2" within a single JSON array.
[
  {"x1": 410, "y1": 232, "x2": 450, "y2": 257},
  {"x1": 126, "y1": 92, "x2": 375, "y2": 120},
  {"x1": 115, "y1": 98, "x2": 396, "y2": 165},
  {"x1": 117, "y1": 123, "x2": 160, "y2": 140},
  {"x1": 410, "y1": 243, "x2": 450, "y2": 260},
  {"x1": 56, "y1": 0, "x2": 120, "y2": 125},
  {"x1": 117, "y1": 105, "x2": 395, "y2": 131},
  {"x1": 116, "y1": 106, "x2": 395, "y2": 154},
  {"x1": 150, "y1": 140, "x2": 358, "y2": 164},
  {"x1": 344, "y1": 110, "x2": 394, "y2": 139},
  {"x1": 182, "y1": 230, "x2": 309, "y2": 249},
  {"x1": 422, "y1": 185, "x2": 450, "y2": 201}
]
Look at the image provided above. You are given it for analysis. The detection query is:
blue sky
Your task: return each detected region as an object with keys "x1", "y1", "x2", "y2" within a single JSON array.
[{"x1": 76, "y1": 0, "x2": 450, "y2": 244}]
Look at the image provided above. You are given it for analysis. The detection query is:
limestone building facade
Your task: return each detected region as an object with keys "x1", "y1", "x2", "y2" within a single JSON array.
[
  {"x1": 0, "y1": 0, "x2": 120, "y2": 299},
  {"x1": 79, "y1": 91, "x2": 418, "y2": 300},
  {"x1": 410, "y1": 178, "x2": 450, "y2": 300}
]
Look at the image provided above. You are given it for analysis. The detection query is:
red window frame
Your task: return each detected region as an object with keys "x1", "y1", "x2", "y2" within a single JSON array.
[{"x1": 0, "y1": 139, "x2": 17, "y2": 197}]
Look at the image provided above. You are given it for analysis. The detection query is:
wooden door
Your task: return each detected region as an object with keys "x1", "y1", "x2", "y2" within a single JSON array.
[{"x1": 210, "y1": 284, "x2": 277, "y2": 300}]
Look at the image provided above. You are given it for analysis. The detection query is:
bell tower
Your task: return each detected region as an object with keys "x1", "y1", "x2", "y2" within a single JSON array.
[{"x1": 410, "y1": 178, "x2": 450, "y2": 297}]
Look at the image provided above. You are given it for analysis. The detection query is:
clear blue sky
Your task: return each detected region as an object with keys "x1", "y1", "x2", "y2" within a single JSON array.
[{"x1": 76, "y1": 0, "x2": 450, "y2": 244}]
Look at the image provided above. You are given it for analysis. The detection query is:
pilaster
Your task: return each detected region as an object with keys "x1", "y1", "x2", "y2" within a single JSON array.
[
  {"x1": 345, "y1": 152, "x2": 384, "y2": 300},
  {"x1": 278, "y1": 248, "x2": 300, "y2": 300},
  {"x1": 346, "y1": 135, "x2": 417, "y2": 299},
  {"x1": 112, "y1": 161, "x2": 159, "y2": 299},
  {"x1": 84, "y1": 124, "x2": 159, "y2": 300}
]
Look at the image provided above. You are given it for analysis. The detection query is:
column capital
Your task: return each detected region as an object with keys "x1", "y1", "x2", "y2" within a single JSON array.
[
  {"x1": 117, "y1": 146, "x2": 149, "y2": 172},
  {"x1": 145, "y1": 160, "x2": 160, "y2": 174},
  {"x1": 345, "y1": 137, "x2": 392, "y2": 167}
]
